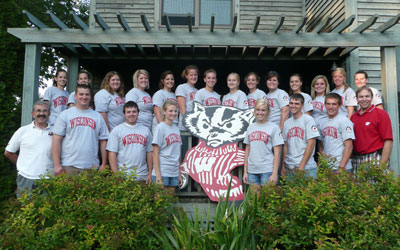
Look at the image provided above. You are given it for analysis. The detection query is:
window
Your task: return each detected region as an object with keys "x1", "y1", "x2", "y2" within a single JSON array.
[{"x1": 161, "y1": 0, "x2": 232, "y2": 26}]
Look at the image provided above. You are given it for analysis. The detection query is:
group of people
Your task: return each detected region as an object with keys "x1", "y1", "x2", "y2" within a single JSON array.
[{"x1": 4, "y1": 66, "x2": 393, "y2": 197}]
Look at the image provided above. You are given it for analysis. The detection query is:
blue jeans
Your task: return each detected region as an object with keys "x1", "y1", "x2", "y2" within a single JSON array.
[
  {"x1": 152, "y1": 176, "x2": 179, "y2": 186},
  {"x1": 285, "y1": 168, "x2": 317, "y2": 180},
  {"x1": 248, "y1": 172, "x2": 272, "y2": 186}
]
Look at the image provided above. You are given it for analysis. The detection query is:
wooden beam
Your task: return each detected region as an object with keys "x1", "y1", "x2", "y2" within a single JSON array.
[
  {"x1": 242, "y1": 46, "x2": 247, "y2": 57},
  {"x1": 155, "y1": 45, "x2": 162, "y2": 57},
  {"x1": 100, "y1": 44, "x2": 112, "y2": 55},
  {"x1": 339, "y1": 47, "x2": 356, "y2": 57},
  {"x1": 70, "y1": 11, "x2": 88, "y2": 30},
  {"x1": 67, "y1": 56, "x2": 79, "y2": 93},
  {"x1": 381, "y1": 46, "x2": 400, "y2": 174},
  {"x1": 307, "y1": 47, "x2": 319, "y2": 57},
  {"x1": 312, "y1": 15, "x2": 332, "y2": 33},
  {"x1": 332, "y1": 15, "x2": 355, "y2": 33},
  {"x1": 191, "y1": 45, "x2": 195, "y2": 57},
  {"x1": 141, "y1": 13, "x2": 151, "y2": 31},
  {"x1": 118, "y1": 44, "x2": 128, "y2": 55},
  {"x1": 22, "y1": 10, "x2": 48, "y2": 29},
  {"x1": 94, "y1": 13, "x2": 110, "y2": 30},
  {"x1": 22, "y1": 43, "x2": 41, "y2": 125},
  {"x1": 210, "y1": 15, "x2": 215, "y2": 32},
  {"x1": 375, "y1": 14, "x2": 400, "y2": 33},
  {"x1": 172, "y1": 45, "x2": 178, "y2": 57},
  {"x1": 252, "y1": 15, "x2": 260, "y2": 33},
  {"x1": 81, "y1": 44, "x2": 94, "y2": 54},
  {"x1": 136, "y1": 45, "x2": 145, "y2": 57},
  {"x1": 163, "y1": 15, "x2": 171, "y2": 32},
  {"x1": 291, "y1": 47, "x2": 301, "y2": 56},
  {"x1": 208, "y1": 45, "x2": 212, "y2": 57},
  {"x1": 9, "y1": 28, "x2": 400, "y2": 47},
  {"x1": 231, "y1": 15, "x2": 238, "y2": 32},
  {"x1": 272, "y1": 15, "x2": 285, "y2": 33},
  {"x1": 274, "y1": 47, "x2": 283, "y2": 56},
  {"x1": 187, "y1": 15, "x2": 192, "y2": 32},
  {"x1": 293, "y1": 17, "x2": 307, "y2": 33},
  {"x1": 258, "y1": 47, "x2": 265, "y2": 57},
  {"x1": 117, "y1": 12, "x2": 131, "y2": 31},
  {"x1": 323, "y1": 47, "x2": 338, "y2": 57},
  {"x1": 353, "y1": 14, "x2": 379, "y2": 33},
  {"x1": 225, "y1": 46, "x2": 230, "y2": 58},
  {"x1": 47, "y1": 11, "x2": 68, "y2": 30}
]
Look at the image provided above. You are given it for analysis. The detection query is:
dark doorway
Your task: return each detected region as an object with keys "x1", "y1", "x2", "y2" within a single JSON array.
[{"x1": 82, "y1": 59, "x2": 335, "y2": 96}]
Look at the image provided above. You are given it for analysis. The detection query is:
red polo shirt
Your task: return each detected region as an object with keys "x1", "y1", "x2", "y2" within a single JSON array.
[{"x1": 350, "y1": 105, "x2": 393, "y2": 154}]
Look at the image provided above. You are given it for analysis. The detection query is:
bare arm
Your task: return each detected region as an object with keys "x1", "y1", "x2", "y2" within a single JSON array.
[
  {"x1": 280, "y1": 106, "x2": 289, "y2": 131},
  {"x1": 99, "y1": 112, "x2": 111, "y2": 131},
  {"x1": 298, "y1": 138, "x2": 316, "y2": 170},
  {"x1": 146, "y1": 151, "x2": 153, "y2": 184},
  {"x1": 108, "y1": 151, "x2": 118, "y2": 173},
  {"x1": 177, "y1": 96, "x2": 186, "y2": 115},
  {"x1": 68, "y1": 103, "x2": 75, "y2": 108},
  {"x1": 52, "y1": 134, "x2": 65, "y2": 176},
  {"x1": 305, "y1": 111, "x2": 312, "y2": 116},
  {"x1": 270, "y1": 145, "x2": 281, "y2": 184},
  {"x1": 376, "y1": 104, "x2": 384, "y2": 110},
  {"x1": 281, "y1": 142, "x2": 288, "y2": 176},
  {"x1": 4, "y1": 151, "x2": 18, "y2": 165},
  {"x1": 338, "y1": 139, "x2": 353, "y2": 170},
  {"x1": 243, "y1": 144, "x2": 250, "y2": 184},
  {"x1": 154, "y1": 106, "x2": 163, "y2": 124},
  {"x1": 346, "y1": 106, "x2": 355, "y2": 119},
  {"x1": 381, "y1": 139, "x2": 393, "y2": 164},
  {"x1": 152, "y1": 144, "x2": 163, "y2": 184},
  {"x1": 98, "y1": 140, "x2": 108, "y2": 171}
]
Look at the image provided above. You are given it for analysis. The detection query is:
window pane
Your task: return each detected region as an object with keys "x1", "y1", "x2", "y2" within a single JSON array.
[
  {"x1": 163, "y1": 0, "x2": 194, "y2": 15},
  {"x1": 200, "y1": 0, "x2": 231, "y2": 25}
]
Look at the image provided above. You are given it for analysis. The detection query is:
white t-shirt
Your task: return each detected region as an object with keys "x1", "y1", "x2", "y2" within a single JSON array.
[
  {"x1": 125, "y1": 88, "x2": 153, "y2": 129},
  {"x1": 222, "y1": 90, "x2": 248, "y2": 109},
  {"x1": 175, "y1": 83, "x2": 198, "y2": 131},
  {"x1": 106, "y1": 123, "x2": 153, "y2": 176},
  {"x1": 312, "y1": 95, "x2": 328, "y2": 131},
  {"x1": 67, "y1": 91, "x2": 76, "y2": 106},
  {"x1": 247, "y1": 89, "x2": 267, "y2": 108},
  {"x1": 283, "y1": 114, "x2": 320, "y2": 169},
  {"x1": 43, "y1": 86, "x2": 69, "y2": 125},
  {"x1": 53, "y1": 107, "x2": 109, "y2": 169},
  {"x1": 152, "y1": 89, "x2": 178, "y2": 132},
  {"x1": 266, "y1": 88, "x2": 290, "y2": 126},
  {"x1": 194, "y1": 88, "x2": 221, "y2": 106},
  {"x1": 6, "y1": 122, "x2": 53, "y2": 179},
  {"x1": 319, "y1": 114, "x2": 355, "y2": 170},
  {"x1": 332, "y1": 86, "x2": 357, "y2": 116},
  {"x1": 152, "y1": 122, "x2": 182, "y2": 177},
  {"x1": 94, "y1": 89, "x2": 125, "y2": 131},
  {"x1": 300, "y1": 92, "x2": 313, "y2": 113},
  {"x1": 244, "y1": 121, "x2": 284, "y2": 173},
  {"x1": 370, "y1": 87, "x2": 383, "y2": 106}
]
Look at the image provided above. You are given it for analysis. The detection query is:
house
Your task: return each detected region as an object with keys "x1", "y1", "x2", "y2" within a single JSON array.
[{"x1": 8, "y1": 0, "x2": 400, "y2": 181}]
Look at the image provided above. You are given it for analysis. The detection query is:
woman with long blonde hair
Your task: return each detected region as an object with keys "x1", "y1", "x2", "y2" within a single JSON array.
[{"x1": 331, "y1": 67, "x2": 357, "y2": 118}]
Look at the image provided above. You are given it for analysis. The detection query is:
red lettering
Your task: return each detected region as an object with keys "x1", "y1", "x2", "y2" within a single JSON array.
[
  {"x1": 53, "y1": 96, "x2": 68, "y2": 108},
  {"x1": 70, "y1": 117, "x2": 96, "y2": 130},
  {"x1": 322, "y1": 126, "x2": 338, "y2": 139},
  {"x1": 165, "y1": 133, "x2": 182, "y2": 146},
  {"x1": 249, "y1": 131, "x2": 270, "y2": 144},
  {"x1": 115, "y1": 97, "x2": 125, "y2": 106},
  {"x1": 143, "y1": 96, "x2": 152, "y2": 104},
  {"x1": 286, "y1": 126, "x2": 305, "y2": 140},
  {"x1": 122, "y1": 134, "x2": 147, "y2": 147},
  {"x1": 313, "y1": 101, "x2": 324, "y2": 112},
  {"x1": 267, "y1": 98, "x2": 274, "y2": 108},
  {"x1": 205, "y1": 97, "x2": 220, "y2": 106},
  {"x1": 189, "y1": 92, "x2": 196, "y2": 101},
  {"x1": 222, "y1": 99, "x2": 235, "y2": 107}
]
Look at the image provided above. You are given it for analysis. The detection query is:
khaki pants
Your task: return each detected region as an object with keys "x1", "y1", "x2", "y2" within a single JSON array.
[{"x1": 63, "y1": 166, "x2": 87, "y2": 177}]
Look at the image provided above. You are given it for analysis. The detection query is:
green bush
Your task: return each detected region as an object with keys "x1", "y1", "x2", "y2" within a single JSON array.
[
  {"x1": 0, "y1": 170, "x2": 175, "y2": 249},
  {"x1": 157, "y1": 158, "x2": 400, "y2": 249},
  {"x1": 255, "y1": 158, "x2": 400, "y2": 249}
]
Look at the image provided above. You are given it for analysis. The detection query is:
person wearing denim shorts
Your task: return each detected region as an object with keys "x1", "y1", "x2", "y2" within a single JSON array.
[
  {"x1": 152, "y1": 101, "x2": 182, "y2": 195},
  {"x1": 243, "y1": 98, "x2": 283, "y2": 195}
]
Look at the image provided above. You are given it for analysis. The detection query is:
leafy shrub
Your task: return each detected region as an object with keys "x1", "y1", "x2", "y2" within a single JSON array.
[
  {"x1": 0, "y1": 170, "x2": 175, "y2": 249},
  {"x1": 254, "y1": 158, "x2": 400, "y2": 249}
]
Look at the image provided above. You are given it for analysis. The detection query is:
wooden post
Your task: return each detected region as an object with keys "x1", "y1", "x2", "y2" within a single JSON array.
[
  {"x1": 67, "y1": 56, "x2": 79, "y2": 93},
  {"x1": 21, "y1": 43, "x2": 41, "y2": 126},
  {"x1": 89, "y1": 0, "x2": 96, "y2": 29},
  {"x1": 345, "y1": 0, "x2": 359, "y2": 88},
  {"x1": 381, "y1": 46, "x2": 400, "y2": 174}
]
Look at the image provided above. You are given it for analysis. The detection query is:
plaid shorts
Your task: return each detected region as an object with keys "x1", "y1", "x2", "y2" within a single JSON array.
[{"x1": 351, "y1": 149, "x2": 386, "y2": 177}]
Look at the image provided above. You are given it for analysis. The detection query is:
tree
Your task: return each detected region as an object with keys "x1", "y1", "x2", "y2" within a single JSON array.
[{"x1": 0, "y1": 0, "x2": 89, "y2": 204}]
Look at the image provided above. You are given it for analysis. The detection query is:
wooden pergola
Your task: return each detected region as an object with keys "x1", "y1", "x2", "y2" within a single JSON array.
[{"x1": 8, "y1": 11, "x2": 400, "y2": 173}]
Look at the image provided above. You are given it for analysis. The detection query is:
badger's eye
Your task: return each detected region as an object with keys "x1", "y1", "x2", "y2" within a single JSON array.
[
  {"x1": 225, "y1": 122, "x2": 232, "y2": 129},
  {"x1": 203, "y1": 123, "x2": 209, "y2": 129}
]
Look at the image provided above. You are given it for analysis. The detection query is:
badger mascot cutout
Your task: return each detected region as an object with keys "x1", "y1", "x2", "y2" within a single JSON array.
[{"x1": 180, "y1": 102, "x2": 255, "y2": 202}]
